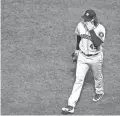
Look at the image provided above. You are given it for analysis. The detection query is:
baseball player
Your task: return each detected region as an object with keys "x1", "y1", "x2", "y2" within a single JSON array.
[{"x1": 62, "y1": 9, "x2": 106, "y2": 114}]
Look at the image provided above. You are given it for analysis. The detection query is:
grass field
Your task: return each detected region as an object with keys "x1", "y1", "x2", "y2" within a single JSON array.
[{"x1": 1, "y1": 0, "x2": 120, "y2": 115}]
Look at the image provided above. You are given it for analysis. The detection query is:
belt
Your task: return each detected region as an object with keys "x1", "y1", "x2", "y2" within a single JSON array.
[{"x1": 81, "y1": 51, "x2": 98, "y2": 57}]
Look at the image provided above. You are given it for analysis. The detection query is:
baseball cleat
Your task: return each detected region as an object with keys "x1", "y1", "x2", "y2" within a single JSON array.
[
  {"x1": 93, "y1": 93, "x2": 104, "y2": 101},
  {"x1": 62, "y1": 105, "x2": 74, "y2": 114}
]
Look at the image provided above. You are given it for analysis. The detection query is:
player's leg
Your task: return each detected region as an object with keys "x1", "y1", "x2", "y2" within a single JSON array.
[
  {"x1": 68, "y1": 62, "x2": 89, "y2": 107},
  {"x1": 62, "y1": 61, "x2": 89, "y2": 113},
  {"x1": 92, "y1": 62, "x2": 104, "y2": 101}
]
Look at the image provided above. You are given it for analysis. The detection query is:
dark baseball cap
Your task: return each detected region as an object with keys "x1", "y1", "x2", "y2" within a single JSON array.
[{"x1": 82, "y1": 9, "x2": 96, "y2": 21}]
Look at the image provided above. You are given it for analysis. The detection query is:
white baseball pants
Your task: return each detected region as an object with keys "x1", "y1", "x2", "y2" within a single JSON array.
[{"x1": 68, "y1": 51, "x2": 104, "y2": 108}]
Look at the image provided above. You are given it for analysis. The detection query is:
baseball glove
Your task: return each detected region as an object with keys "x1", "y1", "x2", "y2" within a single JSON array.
[{"x1": 71, "y1": 51, "x2": 78, "y2": 62}]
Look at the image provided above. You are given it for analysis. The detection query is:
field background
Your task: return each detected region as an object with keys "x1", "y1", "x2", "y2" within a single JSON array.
[{"x1": 1, "y1": 0, "x2": 120, "y2": 115}]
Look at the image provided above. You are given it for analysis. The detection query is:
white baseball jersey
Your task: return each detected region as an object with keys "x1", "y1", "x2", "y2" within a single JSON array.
[{"x1": 75, "y1": 22, "x2": 105, "y2": 55}]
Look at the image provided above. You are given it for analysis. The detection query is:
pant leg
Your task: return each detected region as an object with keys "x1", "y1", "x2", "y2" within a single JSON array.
[
  {"x1": 92, "y1": 62, "x2": 104, "y2": 94},
  {"x1": 68, "y1": 62, "x2": 89, "y2": 107}
]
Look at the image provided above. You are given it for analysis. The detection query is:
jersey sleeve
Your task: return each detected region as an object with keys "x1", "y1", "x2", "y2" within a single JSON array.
[
  {"x1": 97, "y1": 25, "x2": 106, "y2": 42},
  {"x1": 75, "y1": 22, "x2": 86, "y2": 35}
]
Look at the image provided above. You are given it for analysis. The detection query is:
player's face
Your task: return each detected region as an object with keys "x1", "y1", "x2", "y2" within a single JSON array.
[
  {"x1": 84, "y1": 19, "x2": 94, "y2": 24},
  {"x1": 84, "y1": 19, "x2": 90, "y2": 22}
]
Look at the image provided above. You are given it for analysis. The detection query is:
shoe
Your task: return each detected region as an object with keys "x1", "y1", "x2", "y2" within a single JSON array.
[
  {"x1": 93, "y1": 93, "x2": 104, "y2": 101},
  {"x1": 62, "y1": 105, "x2": 74, "y2": 114}
]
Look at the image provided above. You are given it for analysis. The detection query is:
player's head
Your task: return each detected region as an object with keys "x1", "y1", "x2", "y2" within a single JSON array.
[{"x1": 82, "y1": 9, "x2": 98, "y2": 26}]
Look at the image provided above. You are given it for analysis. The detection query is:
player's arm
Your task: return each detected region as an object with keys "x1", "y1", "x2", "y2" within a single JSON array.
[
  {"x1": 75, "y1": 22, "x2": 85, "y2": 50},
  {"x1": 89, "y1": 29, "x2": 104, "y2": 47},
  {"x1": 89, "y1": 25, "x2": 105, "y2": 47},
  {"x1": 76, "y1": 35, "x2": 81, "y2": 50}
]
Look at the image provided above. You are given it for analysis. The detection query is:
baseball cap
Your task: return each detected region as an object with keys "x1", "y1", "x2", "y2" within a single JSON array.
[{"x1": 81, "y1": 9, "x2": 96, "y2": 21}]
